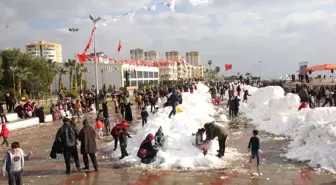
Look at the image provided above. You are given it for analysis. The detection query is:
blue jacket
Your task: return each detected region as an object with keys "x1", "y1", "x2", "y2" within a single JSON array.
[{"x1": 170, "y1": 88, "x2": 179, "y2": 106}]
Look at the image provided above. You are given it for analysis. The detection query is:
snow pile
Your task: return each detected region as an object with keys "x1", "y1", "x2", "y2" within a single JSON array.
[
  {"x1": 241, "y1": 85, "x2": 336, "y2": 172},
  {"x1": 111, "y1": 83, "x2": 242, "y2": 169}
]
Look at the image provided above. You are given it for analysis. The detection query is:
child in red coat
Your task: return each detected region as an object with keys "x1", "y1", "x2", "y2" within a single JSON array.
[
  {"x1": 0, "y1": 123, "x2": 9, "y2": 147},
  {"x1": 298, "y1": 102, "x2": 309, "y2": 111}
]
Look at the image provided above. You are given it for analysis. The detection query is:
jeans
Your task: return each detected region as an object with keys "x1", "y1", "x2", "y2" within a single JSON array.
[
  {"x1": 63, "y1": 146, "x2": 80, "y2": 173},
  {"x1": 8, "y1": 170, "x2": 23, "y2": 185},
  {"x1": 249, "y1": 151, "x2": 260, "y2": 166},
  {"x1": 83, "y1": 153, "x2": 98, "y2": 170},
  {"x1": 2, "y1": 137, "x2": 9, "y2": 146},
  {"x1": 217, "y1": 136, "x2": 227, "y2": 157},
  {"x1": 142, "y1": 119, "x2": 147, "y2": 127},
  {"x1": 120, "y1": 143, "x2": 128, "y2": 158},
  {"x1": 322, "y1": 98, "x2": 332, "y2": 107},
  {"x1": 168, "y1": 105, "x2": 176, "y2": 118},
  {"x1": 113, "y1": 136, "x2": 118, "y2": 150},
  {"x1": 0, "y1": 113, "x2": 8, "y2": 123}
]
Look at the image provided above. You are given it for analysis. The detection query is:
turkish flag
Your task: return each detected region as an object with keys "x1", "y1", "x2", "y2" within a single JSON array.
[
  {"x1": 117, "y1": 40, "x2": 122, "y2": 52},
  {"x1": 225, "y1": 64, "x2": 232, "y2": 71}
]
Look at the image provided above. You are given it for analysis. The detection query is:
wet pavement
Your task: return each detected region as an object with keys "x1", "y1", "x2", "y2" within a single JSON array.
[{"x1": 1, "y1": 104, "x2": 336, "y2": 185}]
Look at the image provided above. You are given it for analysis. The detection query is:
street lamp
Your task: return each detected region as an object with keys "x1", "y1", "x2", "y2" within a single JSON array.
[
  {"x1": 68, "y1": 28, "x2": 79, "y2": 91},
  {"x1": 89, "y1": 14, "x2": 102, "y2": 110},
  {"x1": 259, "y1": 61, "x2": 262, "y2": 80}
]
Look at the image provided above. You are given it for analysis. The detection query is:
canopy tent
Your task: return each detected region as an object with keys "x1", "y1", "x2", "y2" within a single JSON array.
[{"x1": 304, "y1": 64, "x2": 336, "y2": 72}]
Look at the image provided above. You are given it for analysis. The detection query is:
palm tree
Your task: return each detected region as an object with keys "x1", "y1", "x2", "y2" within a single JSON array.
[
  {"x1": 16, "y1": 67, "x2": 32, "y2": 95},
  {"x1": 77, "y1": 64, "x2": 88, "y2": 91},
  {"x1": 208, "y1": 60, "x2": 212, "y2": 69},
  {"x1": 64, "y1": 59, "x2": 76, "y2": 90},
  {"x1": 58, "y1": 67, "x2": 68, "y2": 91},
  {"x1": 245, "y1": 72, "x2": 251, "y2": 77},
  {"x1": 9, "y1": 66, "x2": 18, "y2": 92}
]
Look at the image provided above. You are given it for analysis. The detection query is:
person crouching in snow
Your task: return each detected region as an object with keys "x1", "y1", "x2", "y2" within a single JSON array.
[
  {"x1": 298, "y1": 101, "x2": 309, "y2": 111},
  {"x1": 95, "y1": 118, "x2": 104, "y2": 139},
  {"x1": 118, "y1": 128, "x2": 128, "y2": 159},
  {"x1": 192, "y1": 128, "x2": 208, "y2": 156},
  {"x1": 155, "y1": 126, "x2": 165, "y2": 147},
  {"x1": 248, "y1": 130, "x2": 260, "y2": 167},
  {"x1": 0, "y1": 123, "x2": 10, "y2": 147},
  {"x1": 141, "y1": 107, "x2": 149, "y2": 127},
  {"x1": 137, "y1": 133, "x2": 158, "y2": 164}
]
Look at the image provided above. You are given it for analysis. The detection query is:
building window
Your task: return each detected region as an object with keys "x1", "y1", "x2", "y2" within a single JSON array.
[
  {"x1": 138, "y1": 80, "x2": 143, "y2": 87},
  {"x1": 137, "y1": 71, "x2": 142, "y2": 78},
  {"x1": 131, "y1": 71, "x2": 136, "y2": 78},
  {"x1": 48, "y1": 55, "x2": 55, "y2": 57},
  {"x1": 144, "y1": 71, "x2": 148, "y2": 78},
  {"x1": 149, "y1": 72, "x2": 153, "y2": 78},
  {"x1": 154, "y1": 72, "x2": 158, "y2": 78},
  {"x1": 131, "y1": 80, "x2": 137, "y2": 86}
]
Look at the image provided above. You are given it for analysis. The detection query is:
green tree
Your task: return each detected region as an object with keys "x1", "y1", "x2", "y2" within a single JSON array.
[
  {"x1": 16, "y1": 67, "x2": 32, "y2": 95},
  {"x1": 58, "y1": 67, "x2": 68, "y2": 91},
  {"x1": 0, "y1": 56, "x2": 4, "y2": 81},
  {"x1": 64, "y1": 59, "x2": 76, "y2": 91},
  {"x1": 77, "y1": 63, "x2": 88, "y2": 91}
]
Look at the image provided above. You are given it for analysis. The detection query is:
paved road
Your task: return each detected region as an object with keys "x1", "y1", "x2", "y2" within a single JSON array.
[{"x1": 1, "y1": 106, "x2": 335, "y2": 185}]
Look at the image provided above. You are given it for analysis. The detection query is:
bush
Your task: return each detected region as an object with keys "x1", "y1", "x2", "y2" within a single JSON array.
[
  {"x1": 65, "y1": 90, "x2": 80, "y2": 99},
  {"x1": 108, "y1": 84, "x2": 113, "y2": 92},
  {"x1": 103, "y1": 83, "x2": 107, "y2": 91}
]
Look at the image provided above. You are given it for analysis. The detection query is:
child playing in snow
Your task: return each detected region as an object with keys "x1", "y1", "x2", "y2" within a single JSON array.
[
  {"x1": 141, "y1": 107, "x2": 149, "y2": 127},
  {"x1": 0, "y1": 123, "x2": 9, "y2": 147},
  {"x1": 2, "y1": 142, "x2": 32, "y2": 185},
  {"x1": 248, "y1": 130, "x2": 260, "y2": 167},
  {"x1": 95, "y1": 118, "x2": 104, "y2": 139},
  {"x1": 154, "y1": 126, "x2": 165, "y2": 147},
  {"x1": 192, "y1": 128, "x2": 208, "y2": 156},
  {"x1": 118, "y1": 128, "x2": 128, "y2": 159}
]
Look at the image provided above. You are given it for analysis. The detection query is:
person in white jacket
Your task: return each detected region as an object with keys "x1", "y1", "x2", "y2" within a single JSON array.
[{"x1": 2, "y1": 141, "x2": 31, "y2": 185}]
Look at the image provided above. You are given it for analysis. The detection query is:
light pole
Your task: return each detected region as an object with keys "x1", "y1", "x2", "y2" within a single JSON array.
[
  {"x1": 259, "y1": 61, "x2": 262, "y2": 80},
  {"x1": 89, "y1": 14, "x2": 102, "y2": 110},
  {"x1": 69, "y1": 28, "x2": 79, "y2": 91}
]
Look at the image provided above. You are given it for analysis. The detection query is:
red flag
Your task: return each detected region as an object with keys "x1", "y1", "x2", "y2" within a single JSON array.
[
  {"x1": 225, "y1": 64, "x2": 232, "y2": 71},
  {"x1": 117, "y1": 40, "x2": 122, "y2": 52},
  {"x1": 76, "y1": 53, "x2": 89, "y2": 63}
]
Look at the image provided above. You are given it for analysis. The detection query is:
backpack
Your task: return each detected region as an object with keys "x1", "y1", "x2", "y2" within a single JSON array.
[{"x1": 137, "y1": 148, "x2": 147, "y2": 159}]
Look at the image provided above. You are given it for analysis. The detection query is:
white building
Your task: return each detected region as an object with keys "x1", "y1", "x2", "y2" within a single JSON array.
[
  {"x1": 25, "y1": 40, "x2": 62, "y2": 63},
  {"x1": 159, "y1": 63, "x2": 178, "y2": 81},
  {"x1": 186, "y1": 51, "x2": 200, "y2": 66},
  {"x1": 130, "y1": 48, "x2": 144, "y2": 60},
  {"x1": 52, "y1": 61, "x2": 159, "y2": 92},
  {"x1": 144, "y1": 50, "x2": 159, "y2": 60}
]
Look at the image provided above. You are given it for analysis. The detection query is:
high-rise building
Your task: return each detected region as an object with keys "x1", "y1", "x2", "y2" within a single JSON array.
[
  {"x1": 130, "y1": 48, "x2": 144, "y2": 60},
  {"x1": 25, "y1": 40, "x2": 62, "y2": 63},
  {"x1": 165, "y1": 50, "x2": 181, "y2": 60},
  {"x1": 186, "y1": 51, "x2": 200, "y2": 66},
  {"x1": 144, "y1": 50, "x2": 160, "y2": 60}
]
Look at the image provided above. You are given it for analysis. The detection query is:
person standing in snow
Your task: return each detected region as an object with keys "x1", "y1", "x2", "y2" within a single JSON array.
[
  {"x1": 154, "y1": 126, "x2": 165, "y2": 147},
  {"x1": 168, "y1": 88, "x2": 180, "y2": 119},
  {"x1": 243, "y1": 90, "x2": 251, "y2": 103},
  {"x1": 141, "y1": 107, "x2": 149, "y2": 127},
  {"x1": 236, "y1": 85, "x2": 241, "y2": 97},
  {"x1": 322, "y1": 87, "x2": 333, "y2": 107},
  {"x1": 248, "y1": 130, "x2": 260, "y2": 167},
  {"x1": 204, "y1": 122, "x2": 228, "y2": 158},
  {"x1": 118, "y1": 128, "x2": 129, "y2": 159},
  {"x1": 111, "y1": 120, "x2": 131, "y2": 151}
]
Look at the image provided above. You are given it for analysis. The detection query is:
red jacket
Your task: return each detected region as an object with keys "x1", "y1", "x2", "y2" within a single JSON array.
[
  {"x1": 0, "y1": 124, "x2": 9, "y2": 137},
  {"x1": 298, "y1": 102, "x2": 309, "y2": 111},
  {"x1": 111, "y1": 120, "x2": 128, "y2": 136}
]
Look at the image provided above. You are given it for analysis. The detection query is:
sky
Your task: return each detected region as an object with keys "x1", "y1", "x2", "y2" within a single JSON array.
[{"x1": 1, "y1": 0, "x2": 336, "y2": 78}]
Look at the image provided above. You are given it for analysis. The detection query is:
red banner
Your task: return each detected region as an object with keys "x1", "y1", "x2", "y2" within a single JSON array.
[{"x1": 225, "y1": 64, "x2": 232, "y2": 71}]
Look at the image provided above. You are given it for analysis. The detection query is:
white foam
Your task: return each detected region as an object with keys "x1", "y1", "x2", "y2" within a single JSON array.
[{"x1": 110, "y1": 83, "x2": 242, "y2": 169}]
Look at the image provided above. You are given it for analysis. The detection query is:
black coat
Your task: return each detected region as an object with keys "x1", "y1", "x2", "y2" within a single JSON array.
[
  {"x1": 78, "y1": 125, "x2": 97, "y2": 154},
  {"x1": 50, "y1": 140, "x2": 64, "y2": 159},
  {"x1": 125, "y1": 103, "x2": 133, "y2": 121},
  {"x1": 102, "y1": 102, "x2": 109, "y2": 118},
  {"x1": 56, "y1": 123, "x2": 79, "y2": 147},
  {"x1": 204, "y1": 122, "x2": 228, "y2": 141}
]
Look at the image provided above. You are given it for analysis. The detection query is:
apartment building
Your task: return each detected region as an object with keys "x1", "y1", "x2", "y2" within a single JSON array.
[{"x1": 25, "y1": 40, "x2": 62, "y2": 63}]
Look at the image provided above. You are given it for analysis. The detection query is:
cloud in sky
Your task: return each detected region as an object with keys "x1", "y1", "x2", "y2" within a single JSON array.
[{"x1": 1, "y1": 0, "x2": 336, "y2": 77}]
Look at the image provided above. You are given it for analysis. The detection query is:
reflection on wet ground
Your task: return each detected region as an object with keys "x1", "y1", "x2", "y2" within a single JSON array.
[{"x1": 1, "y1": 104, "x2": 336, "y2": 185}]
